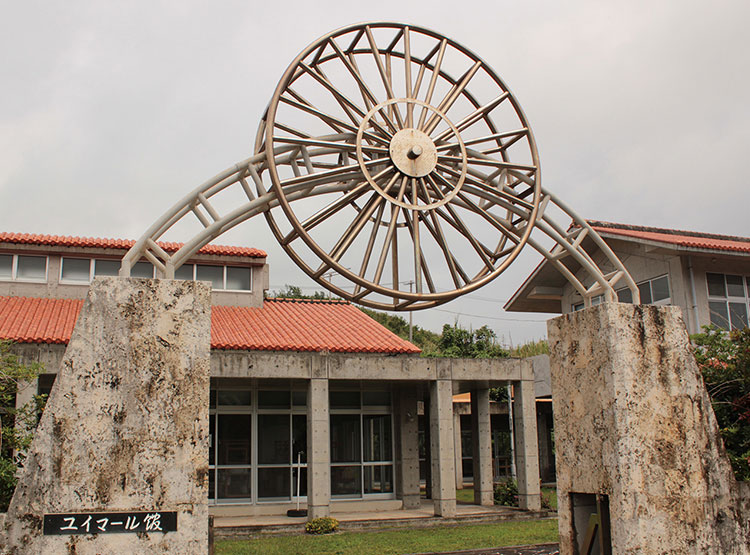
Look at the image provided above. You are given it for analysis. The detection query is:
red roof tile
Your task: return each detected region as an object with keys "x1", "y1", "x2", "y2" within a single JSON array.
[
  {"x1": 0, "y1": 297, "x2": 83, "y2": 345},
  {"x1": 0, "y1": 233, "x2": 266, "y2": 259},
  {"x1": 0, "y1": 296, "x2": 420, "y2": 354},
  {"x1": 587, "y1": 221, "x2": 750, "y2": 254}
]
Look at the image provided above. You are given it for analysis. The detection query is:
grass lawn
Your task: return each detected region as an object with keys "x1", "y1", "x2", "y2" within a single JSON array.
[{"x1": 216, "y1": 518, "x2": 558, "y2": 555}]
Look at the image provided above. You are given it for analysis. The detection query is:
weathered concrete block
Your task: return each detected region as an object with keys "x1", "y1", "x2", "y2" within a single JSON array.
[
  {"x1": 549, "y1": 303, "x2": 748, "y2": 554},
  {"x1": 2, "y1": 277, "x2": 211, "y2": 554}
]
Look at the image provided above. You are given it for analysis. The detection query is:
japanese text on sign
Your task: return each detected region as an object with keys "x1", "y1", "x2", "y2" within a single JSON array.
[{"x1": 43, "y1": 511, "x2": 177, "y2": 535}]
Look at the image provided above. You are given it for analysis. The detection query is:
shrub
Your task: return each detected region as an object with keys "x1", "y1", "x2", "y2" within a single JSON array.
[
  {"x1": 540, "y1": 490, "x2": 553, "y2": 510},
  {"x1": 305, "y1": 516, "x2": 339, "y2": 534},
  {"x1": 0, "y1": 457, "x2": 17, "y2": 511},
  {"x1": 493, "y1": 478, "x2": 518, "y2": 507}
]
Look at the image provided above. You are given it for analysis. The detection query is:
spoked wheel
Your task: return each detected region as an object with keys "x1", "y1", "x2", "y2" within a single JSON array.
[{"x1": 256, "y1": 22, "x2": 541, "y2": 310}]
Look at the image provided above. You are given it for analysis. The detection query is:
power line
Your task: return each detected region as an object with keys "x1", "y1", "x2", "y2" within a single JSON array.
[{"x1": 432, "y1": 308, "x2": 548, "y2": 323}]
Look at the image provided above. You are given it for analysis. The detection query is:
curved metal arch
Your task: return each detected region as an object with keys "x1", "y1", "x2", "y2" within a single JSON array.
[{"x1": 120, "y1": 22, "x2": 640, "y2": 309}]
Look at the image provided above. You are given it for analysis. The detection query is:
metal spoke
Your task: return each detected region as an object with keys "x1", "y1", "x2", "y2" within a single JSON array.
[
  {"x1": 364, "y1": 25, "x2": 405, "y2": 129},
  {"x1": 433, "y1": 92, "x2": 510, "y2": 143},
  {"x1": 354, "y1": 200, "x2": 387, "y2": 296},
  {"x1": 435, "y1": 128, "x2": 528, "y2": 151},
  {"x1": 279, "y1": 157, "x2": 387, "y2": 190},
  {"x1": 423, "y1": 61, "x2": 483, "y2": 135},
  {"x1": 327, "y1": 191, "x2": 387, "y2": 265},
  {"x1": 327, "y1": 38, "x2": 400, "y2": 134},
  {"x1": 281, "y1": 174, "x2": 382, "y2": 245},
  {"x1": 404, "y1": 26, "x2": 413, "y2": 127},
  {"x1": 279, "y1": 93, "x2": 388, "y2": 146},
  {"x1": 438, "y1": 155, "x2": 536, "y2": 173},
  {"x1": 434, "y1": 162, "x2": 536, "y2": 212},
  {"x1": 425, "y1": 175, "x2": 495, "y2": 270},
  {"x1": 423, "y1": 208, "x2": 467, "y2": 287},
  {"x1": 273, "y1": 135, "x2": 388, "y2": 155},
  {"x1": 373, "y1": 201, "x2": 402, "y2": 287},
  {"x1": 417, "y1": 38, "x2": 448, "y2": 129},
  {"x1": 399, "y1": 206, "x2": 436, "y2": 293}
]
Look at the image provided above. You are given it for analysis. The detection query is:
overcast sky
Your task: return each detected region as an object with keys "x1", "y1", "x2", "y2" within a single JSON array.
[{"x1": 1, "y1": 1, "x2": 748, "y2": 344}]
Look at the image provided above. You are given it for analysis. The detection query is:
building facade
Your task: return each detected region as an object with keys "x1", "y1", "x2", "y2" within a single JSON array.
[
  {"x1": 505, "y1": 221, "x2": 750, "y2": 334},
  {"x1": 0, "y1": 233, "x2": 542, "y2": 519}
]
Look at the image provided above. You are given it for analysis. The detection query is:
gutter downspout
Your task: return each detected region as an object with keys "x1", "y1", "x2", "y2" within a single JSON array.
[{"x1": 687, "y1": 255, "x2": 700, "y2": 334}]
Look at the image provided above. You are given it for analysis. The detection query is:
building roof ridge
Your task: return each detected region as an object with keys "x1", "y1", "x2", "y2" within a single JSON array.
[
  {"x1": 585, "y1": 220, "x2": 750, "y2": 244},
  {"x1": 264, "y1": 296, "x2": 350, "y2": 305},
  {"x1": 0, "y1": 232, "x2": 267, "y2": 258}
]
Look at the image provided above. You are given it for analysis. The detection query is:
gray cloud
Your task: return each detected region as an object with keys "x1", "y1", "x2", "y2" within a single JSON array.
[{"x1": 1, "y1": 0, "x2": 748, "y2": 343}]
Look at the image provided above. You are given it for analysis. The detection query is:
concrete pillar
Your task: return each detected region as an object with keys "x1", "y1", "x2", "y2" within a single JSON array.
[
  {"x1": 513, "y1": 363, "x2": 541, "y2": 511},
  {"x1": 395, "y1": 385, "x2": 421, "y2": 509},
  {"x1": 307, "y1": 376, "x2": 331, "y2": 519},
  {"x1": 471, "y1": 388, "x2": 494, "y2": 506},
  {"x1": 429, "y1": 378, "x2": 456, "y2": 517},
  {"x1": 536, "y1": 407, "x2": 552, "y2": 483},
  {"x1": 453, "y1": 408, "x2": 463, "y2": 490}
]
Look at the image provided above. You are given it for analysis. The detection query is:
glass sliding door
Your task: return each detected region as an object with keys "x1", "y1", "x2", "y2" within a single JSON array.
[
  {"x1": 209, "y1": 389, "x2": 252, "y2": 503},
  {"x1": 330, "y1": 389, "x2": 395, "y2": 499},
  {"x1": 209, "y1": 385, "x2": 307, "y2": 505}
]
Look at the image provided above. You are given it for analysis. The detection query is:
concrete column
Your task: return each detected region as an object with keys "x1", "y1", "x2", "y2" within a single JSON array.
[
  {"x1": 513, "y1": 363, "x2": 541, "y2": 511},
  {"x1": 307, "y1": 377, "x2": 331, "y2": 519},
  {"x1": 395, "y1": 385, "x2": 421, "y2": 509},
  {"x1": 536, "y1": 407, "x2": 552, "y2": 483},
  {"x1": 453, "y1": 408, "x2": 463, "y2": 490},
  {"x1": 471, "y1": 388, "x2": 494, "y2": 506},
  {"x1": 429, "y1": 378, "x2": 456, "y2": 517}
]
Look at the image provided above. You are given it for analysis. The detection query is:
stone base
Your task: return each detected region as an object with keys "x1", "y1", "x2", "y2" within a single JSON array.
[
  {"x1": 2, "y1": 278, "x2": 211, "y2": 554},
  {"x1": 549, "y1": 303, "x2": 748, "y2": 554}
]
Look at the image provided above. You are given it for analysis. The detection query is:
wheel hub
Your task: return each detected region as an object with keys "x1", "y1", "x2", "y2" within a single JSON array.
[{"x1": 389, "y1": 129, "x2": 437, "y2": 178}]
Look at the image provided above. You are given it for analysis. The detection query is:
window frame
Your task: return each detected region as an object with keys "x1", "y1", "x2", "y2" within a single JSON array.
[
  {"x1": 59, "y1": 257, "x2": 94, "y2": 284},
  {"x1": 571, "y1": 274, "x2": 672, "y2": 312},
  {"x1": 706, "y1": 272, "x2": 749, "y2": 331},
  {"x1": 0, "y1": 254, "x2": 48, "y2": 283},
  {"x1": 191, "y1": 264, "x2": 253, "y2": 292}
]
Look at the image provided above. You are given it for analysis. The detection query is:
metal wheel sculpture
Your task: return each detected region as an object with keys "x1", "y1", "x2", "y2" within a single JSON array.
[
  {"x1": 120, "y1": 22, "x2": 640, "y2": 309},
  {"x1": 255, "y1": 23, "x2": 540, "y2": 310}
]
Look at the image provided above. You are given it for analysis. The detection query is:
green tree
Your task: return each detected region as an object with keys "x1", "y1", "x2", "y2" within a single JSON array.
[
  {"x1": 692, "y1": 326, "x2": 750, "y2": 480},
  {"x1": 437, "y1": 324, "x2": 509, "y2": 359},
  {"x1": 0, "y1": 340, "x2": 46, "y2": 510},
  {"x1": 269, "y1": 285, "x2": 328, "y2": 300}
]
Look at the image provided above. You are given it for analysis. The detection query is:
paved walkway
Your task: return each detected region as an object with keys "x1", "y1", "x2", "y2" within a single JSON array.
[{"x1": 214, "y1": 500, "x2": 554, "y2": 538}]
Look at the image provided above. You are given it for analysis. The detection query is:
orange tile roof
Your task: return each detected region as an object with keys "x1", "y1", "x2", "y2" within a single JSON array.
[
  {"x1": 587, "y1": 221, "x2": 750, "y2": 254},
  {"x1": 0, "y1": 296, "x2": 420, "y2": 354},
  {"x1": 213, "y1": 298, "x2": 420, "y2": 353},
  {"x1": 0, "y1": 233, "x2": 266, "y2": 259},
  {"x1": 0, "y1": 297, "x2": 83, "y2": 345}
]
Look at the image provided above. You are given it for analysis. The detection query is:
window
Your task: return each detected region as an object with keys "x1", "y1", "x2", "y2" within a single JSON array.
[
  {"x1": 0, "y1": 254, "x2": 47, "y2": 281},
  {"x1": 179, "y1": 264, "x2": 252, "y2": 291},
  {"x1": 330, "y1": 389, "x2": 394, "y2": 498},
  {"x1": 706, "y1": 273, "x2": 749, "y2": 330},
  {"x1": 572, "y1": 275, "x2": 671, "y2": 311},
  {"x1": 60, "y1": 258, "x2": 91, "y2": 282},
  {"x1": 572, "y1": 295, "x2": 603, "y2": 312},
  {"x1": 55, "y1": 258, "x2": 251, "y2": 290}
]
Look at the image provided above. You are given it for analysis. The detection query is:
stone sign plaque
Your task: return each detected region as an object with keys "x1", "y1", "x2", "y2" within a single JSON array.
[{"x1": 43, "y1": 511, "x2": 177, "y2": 535}]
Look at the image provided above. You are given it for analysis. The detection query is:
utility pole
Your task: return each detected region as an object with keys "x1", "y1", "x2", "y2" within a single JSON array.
[{"x1": 408, "y1": 280, "x2": 413, "y2": 343}]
